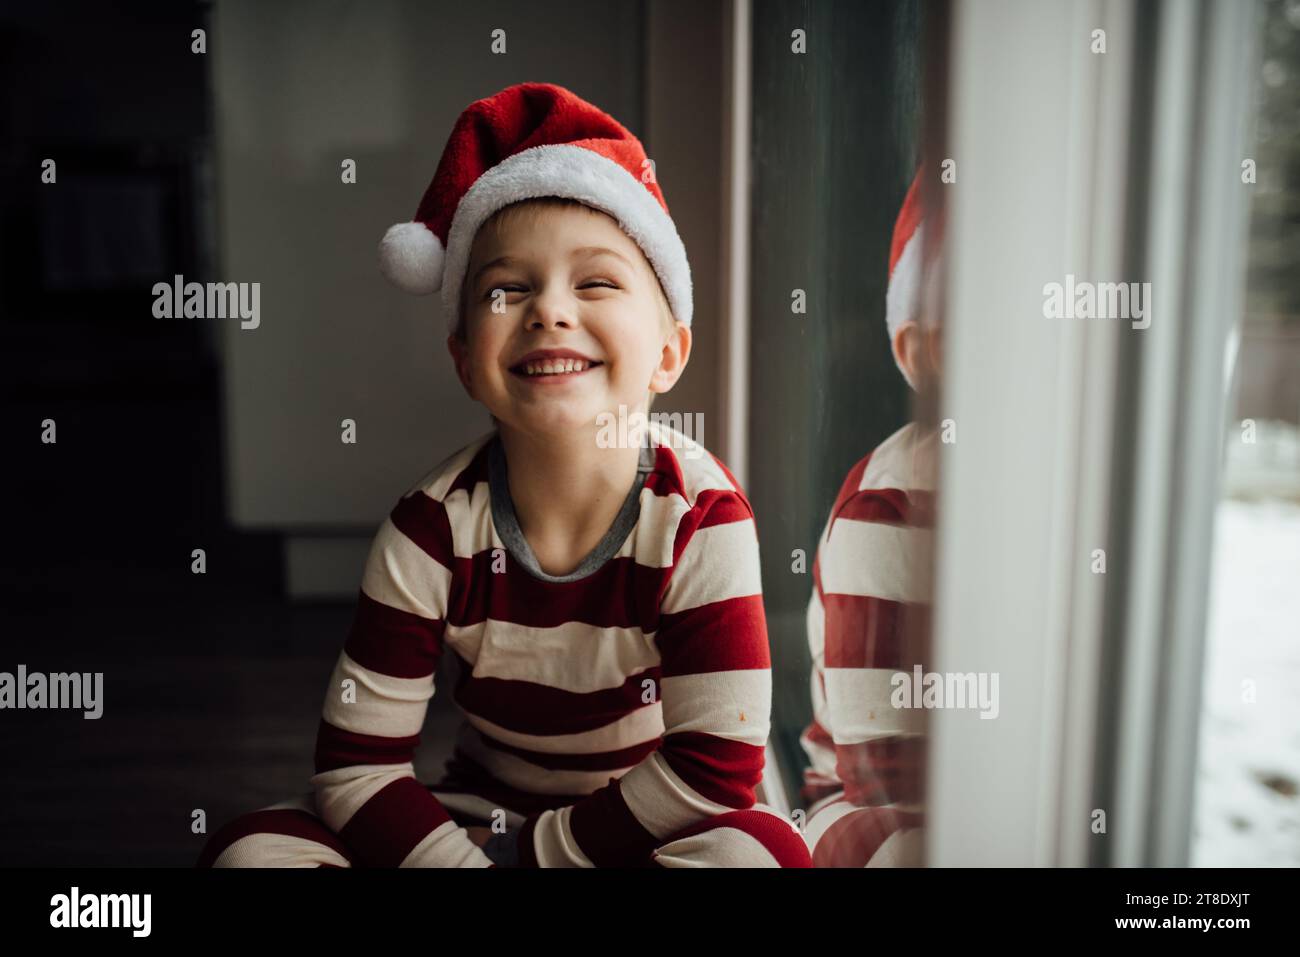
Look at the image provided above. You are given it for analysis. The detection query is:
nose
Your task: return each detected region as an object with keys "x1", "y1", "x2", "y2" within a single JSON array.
[{"x1": 525, "y1": 284, "x2": 577, "y2": 331}]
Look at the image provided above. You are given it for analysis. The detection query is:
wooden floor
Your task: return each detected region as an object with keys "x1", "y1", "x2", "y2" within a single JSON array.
[{"x1": 0, "y1": 599, "x2": 465, "y2": 867}]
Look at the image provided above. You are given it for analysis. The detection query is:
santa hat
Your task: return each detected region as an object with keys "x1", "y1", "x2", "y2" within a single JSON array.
[
  {"x1": 885, "y1": 169, "x2": 929, "y2": 389},
  {"x1": 378, "y1": 82, "x2": 692, "y2": 335}
]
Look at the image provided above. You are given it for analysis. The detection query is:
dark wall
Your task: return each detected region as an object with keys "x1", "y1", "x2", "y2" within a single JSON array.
[{"x1": 1, "y1": 2, "x2": 282, "y2": 603}]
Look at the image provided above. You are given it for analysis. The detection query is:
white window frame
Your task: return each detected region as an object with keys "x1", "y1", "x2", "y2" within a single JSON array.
[{"x1": 929, "y1": 0, "x2": 1258, "y2": 866}]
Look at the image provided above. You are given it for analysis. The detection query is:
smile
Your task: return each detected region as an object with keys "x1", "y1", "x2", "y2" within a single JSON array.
[{"x1": 509, "y1": 357, "x2": 603, "y2": 379}]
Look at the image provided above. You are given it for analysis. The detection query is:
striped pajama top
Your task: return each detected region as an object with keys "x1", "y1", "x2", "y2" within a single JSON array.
[
  {"x1": 799, "y1": 421, "x2": 938, "y2": 865},
  {"x1": 310, "y1": 419, "x2": 771, "y2": 867}
]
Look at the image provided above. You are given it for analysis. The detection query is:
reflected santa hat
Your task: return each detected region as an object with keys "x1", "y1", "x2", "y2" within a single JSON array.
[
  {"x1": 885, "y1": 169, "x2": 944, "y2": 390},
  {"x1": 377, "y1": 82, "x2": 693, "y2": 336}
]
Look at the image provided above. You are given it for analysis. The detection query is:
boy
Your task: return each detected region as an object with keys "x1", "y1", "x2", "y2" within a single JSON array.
[
  {"x1": 798, "y1": 170, "x2": 942, "y2": 867},
  {"x1": 198, "y1": 82, "x2": 810, "y2": 868}
]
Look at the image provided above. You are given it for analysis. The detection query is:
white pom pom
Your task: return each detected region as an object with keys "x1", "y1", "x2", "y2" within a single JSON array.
[{"x1": 378, "y1": 221, "x2": 444, "y2": 294}]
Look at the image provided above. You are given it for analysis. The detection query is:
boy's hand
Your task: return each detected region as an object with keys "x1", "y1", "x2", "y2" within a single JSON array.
[{"x1": 465, "y1": 826, "x2": 493, "y2": 847}]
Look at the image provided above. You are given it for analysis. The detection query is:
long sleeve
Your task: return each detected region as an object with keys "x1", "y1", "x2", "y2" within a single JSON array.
[
  {"x1": 802, "y1": 485, "x2": 932, "y2": 811},
  {"x1": 310, "y1": 490, "x2": 492, "y2": 868},
  {"x1": 513, "y1": 489, "x2": 771, "y2": 867}
]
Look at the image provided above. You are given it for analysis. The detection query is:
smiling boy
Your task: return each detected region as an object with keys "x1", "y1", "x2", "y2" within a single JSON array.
[
  {"x1": 446, "y1": 195, "x2": 682, "y2": 580},
  {"x1": 197, "y1": 83, "x2": 811, "y2": 869}
]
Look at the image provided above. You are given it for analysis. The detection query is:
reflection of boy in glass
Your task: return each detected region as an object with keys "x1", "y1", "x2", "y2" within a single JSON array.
[{"x1": 798, "y1": 169, "x2": 942, "y2": 866}]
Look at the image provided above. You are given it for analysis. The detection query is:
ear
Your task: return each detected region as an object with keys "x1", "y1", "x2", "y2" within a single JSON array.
[
  {"x1": 891, "y1": 321, "x2": 922, "y2": 387},
  {"x1": 649, "y1": 322, "x2": 692, "y2": 395}
]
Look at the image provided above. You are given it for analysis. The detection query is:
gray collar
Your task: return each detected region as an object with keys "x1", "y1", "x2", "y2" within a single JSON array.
[{"x1": 488, "y1": 433, "x2": 656, "y2": 583}]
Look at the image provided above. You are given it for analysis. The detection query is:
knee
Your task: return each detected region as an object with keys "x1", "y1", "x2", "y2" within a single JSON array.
[
  {"x1": 196, "y1": 812, "x2": 261, "y2": 868},
  {"x1": 196, "y1": 805, "x2": 354, "y2": 868},
  {"x1": 804, "y1": 802, "x2": 924, "y2": 867},
  {"x1": 653, "y1": 808, "x2": 813, "y2": 868},
  {"x1": 717, "y1": 808, "x2": 814, "y2": 867}
]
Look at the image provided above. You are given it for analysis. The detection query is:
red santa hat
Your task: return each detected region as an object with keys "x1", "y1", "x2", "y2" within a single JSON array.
[{"x1": 378, "y1": 82, "x2": 692, "y2": 335}]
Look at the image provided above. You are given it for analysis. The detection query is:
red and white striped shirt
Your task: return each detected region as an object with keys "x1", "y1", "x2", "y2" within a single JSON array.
[
  {"x1": 311, "y1": 420, "x2": 771, "y2": 867},
  {"x1": 799, "y1": 421, "x2": 937, "y2": 866}
]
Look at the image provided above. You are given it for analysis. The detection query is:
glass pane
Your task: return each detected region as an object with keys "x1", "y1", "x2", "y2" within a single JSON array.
[
  {"x1": 1192, "y1": 0, "x2": 1300, "y2": 867},
  {"x1": 749, "y1": 0, "x2": 933, "y2": 864}
]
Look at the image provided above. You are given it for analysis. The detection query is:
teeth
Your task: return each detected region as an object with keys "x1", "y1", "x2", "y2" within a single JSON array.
[{"x1": 521, "y1": 358, "x2": 592, "y2": 376}]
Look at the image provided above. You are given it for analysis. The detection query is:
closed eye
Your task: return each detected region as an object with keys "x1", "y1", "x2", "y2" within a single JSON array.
[{"x1": 485, "y1": 280, "x2": 618, "y2": 299}]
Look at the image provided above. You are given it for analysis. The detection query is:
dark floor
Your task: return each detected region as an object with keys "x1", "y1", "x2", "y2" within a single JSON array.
[
  {"x1": 1, "y1": 343, "x2": 468, "y2": 866},
  {"x1": 0, "y1": 598, "x2": 465, "y2": 867}
]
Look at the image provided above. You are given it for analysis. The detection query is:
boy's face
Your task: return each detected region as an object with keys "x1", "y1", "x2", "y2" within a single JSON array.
[{"x1": 448, "y1": 202, "x2": 689, "y2": 438}]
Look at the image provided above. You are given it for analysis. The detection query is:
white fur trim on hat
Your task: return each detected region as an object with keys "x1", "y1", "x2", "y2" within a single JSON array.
[
  {"x1": 438, "y1": 144, "x2": 693, "y2": 334},
  {"x1": 885, "y1": 223, "x2": 924, "y2": 342},
  {"x1": 885, "y1": 224, "x2": 925, "y2": 390},
  {"x1": 379, "y1": 221, "x2": 445, "y2": 295}
]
